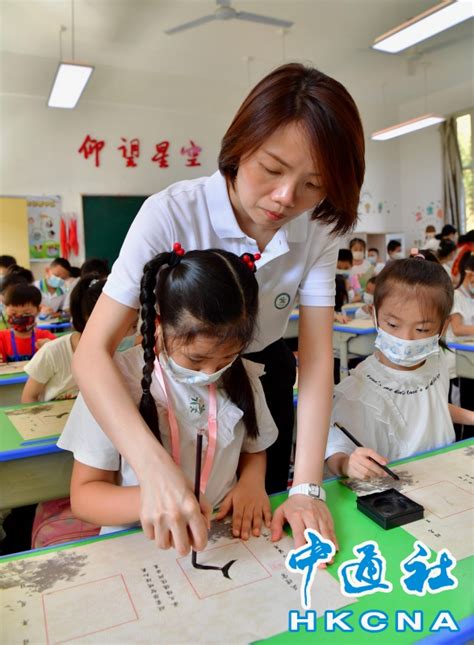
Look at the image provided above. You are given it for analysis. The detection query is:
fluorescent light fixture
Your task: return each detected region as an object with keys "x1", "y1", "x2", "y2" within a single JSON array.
[
  {"x1": 371, "y1": 114, "x2": 445, "y2": 141},
  {"x1": 373, "y1": 0, "x2": 474, "y2": 53},
  {"x1": 47, "y1": 62, "x2": 94, "y2": 109}
]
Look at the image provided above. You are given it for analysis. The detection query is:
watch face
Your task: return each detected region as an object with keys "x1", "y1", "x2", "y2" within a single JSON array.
[{"x1": 308, "y1": 484, "x2": 320, "y2": 498}]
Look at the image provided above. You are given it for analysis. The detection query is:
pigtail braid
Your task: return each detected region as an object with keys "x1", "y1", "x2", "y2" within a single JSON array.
[
  {"x1": 138, "y1": 252, "x2": 172, "y2": 442},
  {"x1": 222, "y1": 358, "x2": 258, "y2": 439}
]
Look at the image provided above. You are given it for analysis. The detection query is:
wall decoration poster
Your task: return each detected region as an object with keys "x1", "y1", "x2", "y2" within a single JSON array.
[{"x1": 27, "y1": 196, "x2": 62, "y2": 260}]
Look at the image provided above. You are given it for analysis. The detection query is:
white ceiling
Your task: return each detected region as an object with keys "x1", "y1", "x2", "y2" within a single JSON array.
[{"x1": 1, "y1": 0, "x2": 473, "y2": 115}]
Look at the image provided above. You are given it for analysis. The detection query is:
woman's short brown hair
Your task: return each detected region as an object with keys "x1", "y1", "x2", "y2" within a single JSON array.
[{"x1": 218, "y1": 63, "x2": 365, "y2": 235}]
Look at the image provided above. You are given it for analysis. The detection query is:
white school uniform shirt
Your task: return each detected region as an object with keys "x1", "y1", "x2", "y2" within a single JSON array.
[
  {"x1": 325, "y1": 351, "x2": 455, "y2": 463},
  {"x1": 34, "y1": 279, "x2": 66, "y2": 312},
  {"x1": 447, "y1": 287, "x2": 474, "y2": 342},
  {"x1": 103, "y1": 171, "x2": 339, "y2": 353},
  {"x1": 58, "y1": 346, "x2": 278, "y2": 535},
  {"x1": 24, "y1": 333, "x2": 78, "y2": 401}
]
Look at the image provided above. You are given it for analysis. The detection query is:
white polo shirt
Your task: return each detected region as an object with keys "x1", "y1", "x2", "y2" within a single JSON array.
[{"x1": 104, "y1": 171, "x2": 338, "y2": 352}]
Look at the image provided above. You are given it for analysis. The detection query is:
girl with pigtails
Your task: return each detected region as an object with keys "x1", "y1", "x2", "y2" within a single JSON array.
[{"x1": 59, "y1": 248, "x2": 278, "y2": 542}]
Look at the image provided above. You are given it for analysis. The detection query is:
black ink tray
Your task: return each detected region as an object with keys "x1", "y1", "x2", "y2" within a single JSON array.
[{"x1": 356, "y1": 488, "x2": 424, "y2": 530}]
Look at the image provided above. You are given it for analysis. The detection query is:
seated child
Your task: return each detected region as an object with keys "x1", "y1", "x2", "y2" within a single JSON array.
[
  {"x1": 325, "y1": 256, "x2": 474, "y2": 479},
  {"x1": 367, "y1": 247, "x2": 385, "y2": 275},
  {"x1": 22, "y1": 277, "x2": 106, "y2": 403},
  {"x1": 349, "y1": 237, "x2": 375, "y2": 289},
  {"x1": 58, "y1": 248, "x2": 278, "y2": 544},
  {"x1": 354, "y1": 277, "x2": 376, "y2": 320},
  {"x1": 34, "y1": 257, "x2": 71, "y2": 316},
  {"x1": 447, "y1": 253, "x2": 474, "y2": 340},
  {"x1": 0, "y1": 284, "x2": 56, "y2": 362}
]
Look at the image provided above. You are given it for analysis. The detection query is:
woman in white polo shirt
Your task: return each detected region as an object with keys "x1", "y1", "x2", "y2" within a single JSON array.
[{"x1": 74, "y1": 63, "x2": 365, "y2": 553}]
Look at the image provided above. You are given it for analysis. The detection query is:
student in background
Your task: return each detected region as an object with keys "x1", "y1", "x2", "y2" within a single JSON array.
[
  {"x1": 0, "y1": 255, "x2": 17, "y2": 289},
  {"x1": 0, "y1": 267, "x2": 34, "y2": 329},
  {"x1": 354, "y1": 277, "x2": 376, "y2": 320},
  {"x1": 80, "y1": 258, "x2": 110, "y2": 279},
  {"x1": 349, "y1": 238, "x2": 374, "y2": 288},
  {"x1": 437, "y1": 239, "x2": 457, "y2": 279},
  {"x1": 452, "y1": 230, "x2": 474, "y2": 286},
  {"x1": 34, "y1": 258, "x2": 71, "y2": 316},
  {"x1": 59, "y1": 249, "x2": 278, "y2": 544},
  {"x1": 21, "y1": 277, "x2": 106, "y2": 403},
  {"x1": 386, "y1": 240, "x2": 403, "y2": 262},
  {"x1": 0, "y1": 284, "x2": 56, "y2": 362},
  {"x1": 435, "y1": 223, "x2": 458, "y2": 245},
  {"x1": 367, "y1": 247, "x2": 384, "y2": 275},
  {"x1": 424, "y1": 224, "x2": 440, "y2": 251},
  {"x1": 325, "y1": 256, "x2": 474, "y2": 479},
  {"x1": 447, "y1": 253, "x2": 474, "y2": 439}
]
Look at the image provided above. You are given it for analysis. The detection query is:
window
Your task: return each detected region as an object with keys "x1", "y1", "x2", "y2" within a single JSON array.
[{"x1": 455, "y1": 111, "x2": 473, "y2": 232}]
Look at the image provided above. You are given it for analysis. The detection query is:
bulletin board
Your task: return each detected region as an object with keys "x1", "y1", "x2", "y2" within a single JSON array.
[{"x1": 82, "y1": 196, "x2": 148, "y2": 269}]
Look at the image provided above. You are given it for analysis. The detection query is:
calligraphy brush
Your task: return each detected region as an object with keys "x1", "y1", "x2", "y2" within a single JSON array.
[{"x1": 333, "y1": 422, "x2": 400, "y2": 480}]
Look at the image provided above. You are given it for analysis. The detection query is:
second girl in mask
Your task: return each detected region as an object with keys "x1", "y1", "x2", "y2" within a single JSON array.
[{"x1": 324, "y1": 255, "x2": 474, "y2": 479}]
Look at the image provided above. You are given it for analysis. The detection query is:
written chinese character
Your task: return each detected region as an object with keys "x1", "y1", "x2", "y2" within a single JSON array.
[
  {"x1": 338, "y1": 540, "x2": 392, "y2": 597},
  {"x1": 286, "y1": 529, "x2": 335, "y2": 609},
  {"x1": 151, "y1": 141, "x2": 170, "y2": 168},
  {"x1": 118, "y1": 137, "x2": 140, "y2": 167},
  {"x1": 181, "y1": 140, "x2": 202, "y2": 167},
  {"x1": 400, "y1": 541, "x2": 458, "y2": 596},
  {"x1": 78, "y1": 135, "x2": 105, "y2": 167}
]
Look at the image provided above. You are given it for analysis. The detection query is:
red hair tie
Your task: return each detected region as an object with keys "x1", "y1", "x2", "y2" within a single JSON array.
[
  {"x1": 169, "y1": 242, "x2": 186, "y2": 267},
  {"x1": 240, "y1": 252, "x2": 261, "y2": 273}
]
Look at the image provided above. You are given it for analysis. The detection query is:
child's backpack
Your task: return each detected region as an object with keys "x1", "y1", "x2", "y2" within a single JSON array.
[{"x1": 31, "y1": 498, "x2": 100, "y2": 549}]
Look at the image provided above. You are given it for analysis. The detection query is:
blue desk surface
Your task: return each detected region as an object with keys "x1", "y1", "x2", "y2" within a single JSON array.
[
  {"x1": 0, "y1": 373, "x2": 28, "y2": 386},
  {"x1": 0, "y1": 399, "x2": 73, "y2": 461},
  {"x1": 333, "y1": 323, "x2": 376, "y2": 334},
  {"x1": 37, "y1": 321, "x2": 72, "y2": 331}
]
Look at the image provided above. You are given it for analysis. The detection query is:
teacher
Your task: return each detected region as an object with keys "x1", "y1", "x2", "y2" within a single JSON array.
[{"x1": 74, "y1": 63, "x2": 365, "y2": 553}]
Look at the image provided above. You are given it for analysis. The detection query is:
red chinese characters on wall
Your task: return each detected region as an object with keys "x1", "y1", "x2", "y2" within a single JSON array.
[
  {"x1": 78, "y1": 135, "x2": 106, "y2": 167},
  {"x1": 151, "y1": 141, "x2": 170, "y2": 168},
  {"x1": 180, "y1": 140, "x2": 202, "y2": 167},
  {"x1": 118, "y1": 137, "x2": 140, "y2": 167},
  {"x1": 77, "y1": 136, "x2": 202, "y2": 169}
]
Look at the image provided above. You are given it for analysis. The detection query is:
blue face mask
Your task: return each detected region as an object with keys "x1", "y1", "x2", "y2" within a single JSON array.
[
  {"x1": 374, "y1": 322, "x2": 440, "y2": 367},
  {"x1": 47, "y1": 275, "x2": 65, "y2": 289}
]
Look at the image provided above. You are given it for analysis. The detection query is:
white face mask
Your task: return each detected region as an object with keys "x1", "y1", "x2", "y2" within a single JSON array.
[
  {"x1": 374, "y1": 322, "x2": 440, "y2": 367},
  {"x1": 158, "y1": 351, "x2": 235, "y2": 385},
  {"x1": 352, "y1": 251, "x2": 365, "y2": 261},
  {"x1": 367, "y1": 256, "x2": 377, "y2": 266},
  {"x1": 363, "y1": 292, "x2": 374, "y2": 305},
  {"x1": 392, "y1": 252, "x2": 404, "y2": 260}
]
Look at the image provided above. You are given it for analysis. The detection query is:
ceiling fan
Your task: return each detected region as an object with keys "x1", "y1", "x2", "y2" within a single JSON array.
[{"x1": 164, "y1": 0, "x2": 293, "y2": 35}]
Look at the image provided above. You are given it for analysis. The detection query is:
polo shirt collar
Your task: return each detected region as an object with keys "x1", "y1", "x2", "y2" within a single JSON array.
[
  {"x1": 205, "y1": 171, "x2": 245, "y2": 239},
  {"x1": 205, "y1": 170, "x2": 312, "y2": 245}
]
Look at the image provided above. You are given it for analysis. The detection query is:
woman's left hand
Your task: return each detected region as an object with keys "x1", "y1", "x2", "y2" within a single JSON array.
[
  {"x1": 215, "y1": 480, "x2": 272, "y2": 540},
  {"x1": 271, "y1": 495, "x2": 338, "y2": 550}
]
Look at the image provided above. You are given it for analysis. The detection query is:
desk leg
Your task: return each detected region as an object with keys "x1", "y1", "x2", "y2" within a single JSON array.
[{"x1": 339, "y1": 340, "x2": 349, "y2": 380}]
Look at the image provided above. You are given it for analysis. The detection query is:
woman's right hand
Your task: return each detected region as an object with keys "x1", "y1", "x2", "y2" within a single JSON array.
[{"x1": 139, "y1": 454, "x2": 211, "y2": 555}]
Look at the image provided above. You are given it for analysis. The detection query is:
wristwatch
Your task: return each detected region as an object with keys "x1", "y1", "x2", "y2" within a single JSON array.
[{"x1": 288, "y1": 483, "x2": 326, "y2": 503}]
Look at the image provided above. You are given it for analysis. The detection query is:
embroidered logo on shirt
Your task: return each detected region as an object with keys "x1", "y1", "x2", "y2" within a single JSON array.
[
  {"x1": 189, "y1": 396, "x2": 205, "y2": 415},
  {"x1": 274, "y1": 293, "x2": 291, "y2": 309}
]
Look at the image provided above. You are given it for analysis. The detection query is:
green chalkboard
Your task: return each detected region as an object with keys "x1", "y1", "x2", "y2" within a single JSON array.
[{"x1": 82, "y1": 195, "x2": 148, "y2": 269}]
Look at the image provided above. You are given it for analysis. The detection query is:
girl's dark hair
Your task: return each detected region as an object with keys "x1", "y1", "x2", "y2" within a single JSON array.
[
  {"x1": 69, "y1": 277, "x2": 106, "y2": 332},
  {"x1": 437, "y1": 239, "x2": 457, "y2": 260},
  {"x1": 81, "y1": 258, "x2": 110, "y2": 278},
  {"x1": 6, "y1": 265, "x2": 34, "y2": 282},
  {"x1": 4, "y1": 284, "x2": 41, "y2": 308},
  {"x1": 335, "y1": 274, "x2": 348, "y2": 311},
  {"x1": 436, "y1": 224, "x2": 457, "y2": 240},
  {"x1": 0, "y1": 255, "x2": 16, "y2": 269},
  {"x1": 139, "y1": 249, "x2": 259, "y2": 443},
  {"x1": 374, "y1": 257, "x2": 454, "y2": 326},
  {"x1": 337, "y1": 248, "x2": 353, "y2": 264},
  {"x1": 218, "y1": 63, "x2": 365, "y2": 235},
  {"x1": 50, "y1": 257, "x2": 71, "y2": 273},
  {"x1": 456, "y1": 253, "x2": 474, "y2": 290},
  {"x1": 349, "y1": 237, "x2": 366, "y2": 251}
]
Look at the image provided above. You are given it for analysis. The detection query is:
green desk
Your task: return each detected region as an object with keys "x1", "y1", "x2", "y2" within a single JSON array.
[
  {"x1": 1, "y1": 440, "x2": 471, "y2": 643},
  {"x1": 0, "y1": 362, "x2": 28, "y2": 406},
  {"x1": 0, "y1": 399, "x2": 73, "y2": 510}
]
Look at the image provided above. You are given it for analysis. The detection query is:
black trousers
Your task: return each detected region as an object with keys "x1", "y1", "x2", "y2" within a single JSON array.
[{"x1": 244, "y1": 339, "x2": 297, "y2": 494}]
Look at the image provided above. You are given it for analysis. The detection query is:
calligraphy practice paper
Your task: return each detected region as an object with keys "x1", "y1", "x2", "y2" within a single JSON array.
[{"x1": 5, "y1": 399, "x2": 74, "y2": 440}]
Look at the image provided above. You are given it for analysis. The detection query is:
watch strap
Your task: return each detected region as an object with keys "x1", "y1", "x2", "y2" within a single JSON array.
[{"x1": 288, "y1": 483, "x2": 326, "y2": 502}]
